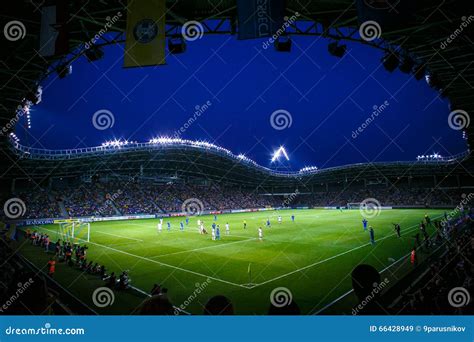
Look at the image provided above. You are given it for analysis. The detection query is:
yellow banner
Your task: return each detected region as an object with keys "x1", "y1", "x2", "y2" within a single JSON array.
[
  {"x1": 54, "y1": 219, "x2": 77, "y2": 224},
  {"x1": 124, "y1": 0, "x2": 166, "y2": 67}
]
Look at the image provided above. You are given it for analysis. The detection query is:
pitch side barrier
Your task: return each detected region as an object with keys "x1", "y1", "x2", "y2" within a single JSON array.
[
  {"x1": 15, "y1": 205, "x2": 456, "y2": 227},
  {"x1": 314, "y1": 206, "x2": 394, "y2": 210},
  {"x1": 11, "y1": 207, "x2": 318, "y2": 226}
]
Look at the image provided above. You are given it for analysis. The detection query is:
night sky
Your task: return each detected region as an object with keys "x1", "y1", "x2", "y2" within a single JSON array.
[{"x1": 16, "y1": 29, "x2": 467, "y2": 170}]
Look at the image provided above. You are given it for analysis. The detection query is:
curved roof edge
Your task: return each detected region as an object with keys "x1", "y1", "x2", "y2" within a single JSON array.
[{"x1": 9, "y1": 136, "x2": 470, "y2": 179}]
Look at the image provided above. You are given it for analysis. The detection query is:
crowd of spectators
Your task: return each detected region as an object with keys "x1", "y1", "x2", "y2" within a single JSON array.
[
  {"x1": 15, "y1": 190, "x2": 61, "y2": 219},
  {"x1": 4, "y1": 201, "x2": 472, "y2": 315},
  {"x1": 292, "y1": 188, "x2": 468, "y2": 207},
  {"x1": 3, "y1": 179, "x2": 470, "y2": 220},
  {"x1": 62, "y1": 183, "x2": 116, "y2": 217},
  {"x1": 348, "y1": 209, "x2": 473, "y2": 315},
  {"x1": 0, "y1": 228, "x2": 53, "y2": 314},
  {"x1": 393, "y1": 213, "x2": 473, "y2": 314}
]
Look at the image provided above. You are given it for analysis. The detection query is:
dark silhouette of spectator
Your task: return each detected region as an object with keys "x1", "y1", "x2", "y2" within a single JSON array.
[
  {"x1": 105, "y1": 272, "x2": 116, "y2": 288},
  {"x1": 150, "y1": 283, "x2": 161, "y2": 296},
  {"x1": 137, "y1": 295, "x2": 174, "y2": 315},
  {"x1": 203, "y1": 295, "x2": 234, "y2": 315},
  {"x1": 351, "y1": 264, "x2": 387, "y2": 314},
  {"x1": 7, "y1": 272, "x2": 52, "y2": 315}
]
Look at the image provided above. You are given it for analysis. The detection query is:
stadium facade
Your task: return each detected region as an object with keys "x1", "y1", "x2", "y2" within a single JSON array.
[{"x1": 7, "y1": 137, "x2": 473, "y2": 190}]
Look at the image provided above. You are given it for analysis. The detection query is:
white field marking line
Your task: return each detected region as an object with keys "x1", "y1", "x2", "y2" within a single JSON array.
[
  {"x1": 108, "y1": 241, "x2": 144, "y2": 248},
  {"x1": 312, "y1": 249, "x2": 412, "y2": 315},
  {"x1": 312, "y1": 231, "x2": 448, "y2": 315},
  {"x1": 41, "y1": 228, "x2": 247, "y2": 289},
  {"x1": 95, "y1": 230, "x2": 144, "y2": 242},
  {"x1": 251, "y1": 217, "x2": 438, "y2": 288},
  {"x1": 151, "y1": 237, "x2": 257, "y2": 258},
  {"x1": 127, "y1": 223, "x2": 254, "y2": 240}
]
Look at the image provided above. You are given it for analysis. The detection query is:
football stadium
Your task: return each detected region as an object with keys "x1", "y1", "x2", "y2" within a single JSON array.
[{"x1": 0, "y1": 0, "x2": 473, "y2": 322}]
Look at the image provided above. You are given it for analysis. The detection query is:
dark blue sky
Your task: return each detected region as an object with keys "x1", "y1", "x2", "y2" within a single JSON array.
[{"x1": 17, "y1": 31, "x2": 467, "y2": 170}]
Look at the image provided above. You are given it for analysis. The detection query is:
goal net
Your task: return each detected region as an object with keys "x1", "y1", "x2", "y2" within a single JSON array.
[
  {"x1": 346, "y1": 202, "x2": 362, "y2": 210},
  {"x1": 57, "y1": 220, "x2": 90, "y2": 243}
]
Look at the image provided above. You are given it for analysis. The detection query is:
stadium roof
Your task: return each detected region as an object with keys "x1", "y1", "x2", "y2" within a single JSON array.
[
  {"x1": 1, "y1": 0, "x2": 473, "y2": 178},
  {"x1": 8, "y1": 137, "x2": 471, "y2": 188}
]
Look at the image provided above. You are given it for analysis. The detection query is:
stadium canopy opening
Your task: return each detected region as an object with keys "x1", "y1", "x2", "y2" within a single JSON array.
[{"x1": 0, "y1": 0, "x2": 472, "y2": 182}]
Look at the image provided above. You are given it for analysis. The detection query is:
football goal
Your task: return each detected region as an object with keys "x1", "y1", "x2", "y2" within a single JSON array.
[{"x1": 57, "y1": 220, "x2": 90, "y2": 242}]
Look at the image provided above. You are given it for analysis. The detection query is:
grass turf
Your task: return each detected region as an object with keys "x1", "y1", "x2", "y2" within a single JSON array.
[{"x1": 20, "y1": 208, "x2": 446, "y2": 314}]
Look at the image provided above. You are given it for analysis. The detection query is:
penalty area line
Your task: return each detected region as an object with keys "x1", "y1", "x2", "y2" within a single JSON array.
[
  {"x1": 151, "y1": 237, "x2": 257, "y2": 258},
  {"x1": 42, "y1": 228, "x2": 246, "y2": 289},
  {"x1": 251, "y1": 217, "x2": 440, "y2": 288},
  {"x1": 95, "y1": 231, "x2": 144, "y2": 242}
]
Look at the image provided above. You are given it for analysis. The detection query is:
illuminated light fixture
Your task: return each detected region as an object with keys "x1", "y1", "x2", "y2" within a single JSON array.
[
  {"x1": 416, "y1": 153, "x2": 443, "y2": 161},
  {"x1": 106, "y1": 136, "x2": 264, "y2": 166},
  {"x1": 9, "y1": 132, "x2": 20, "y2": 142},
  {"x1": 101, "y1": 139, "x2": 130, "y2": 147},
  {"x1": 299, "y1": 166, "x2": 318, "y2": 173},
  {"x1": 271, "y1": 146, "x2": 290, "y2": 163}
]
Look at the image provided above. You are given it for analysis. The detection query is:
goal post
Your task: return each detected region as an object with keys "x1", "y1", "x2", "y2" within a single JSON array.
[
  {"x1": 57, "y1": 220, "x2": 90, "y2": 242},
  {"x1": 347, "y1": 202, "x2": 362, "y2": 210}
]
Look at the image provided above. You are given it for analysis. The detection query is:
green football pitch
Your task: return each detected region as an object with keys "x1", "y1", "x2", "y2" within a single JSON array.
[{"x1": 22, "y1": 208, "x2": 447, "y2": 314}]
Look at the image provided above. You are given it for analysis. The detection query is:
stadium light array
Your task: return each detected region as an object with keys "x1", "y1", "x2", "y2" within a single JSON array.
[
  {"x1": 299, "y1": 166, "x2": 318, "y2": 173},
  {"x1": 9, "y1": 132, "x2": 20, "y2": 143},
  {"x1": 100, "y1": 136, "x2": 300, "y2": 170},
  {"x1": 26, "y1": 111, "x2": 31, "y2": 129},
  {"x1": 271, "y1": 146, "x2": 290, "y2": 163},
  {"x1": 101, "y1": 139, "x2": 131, "y2": 147},
  {"x1": 416, "y1": 153, "x2": 444, "y2": 161}
]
